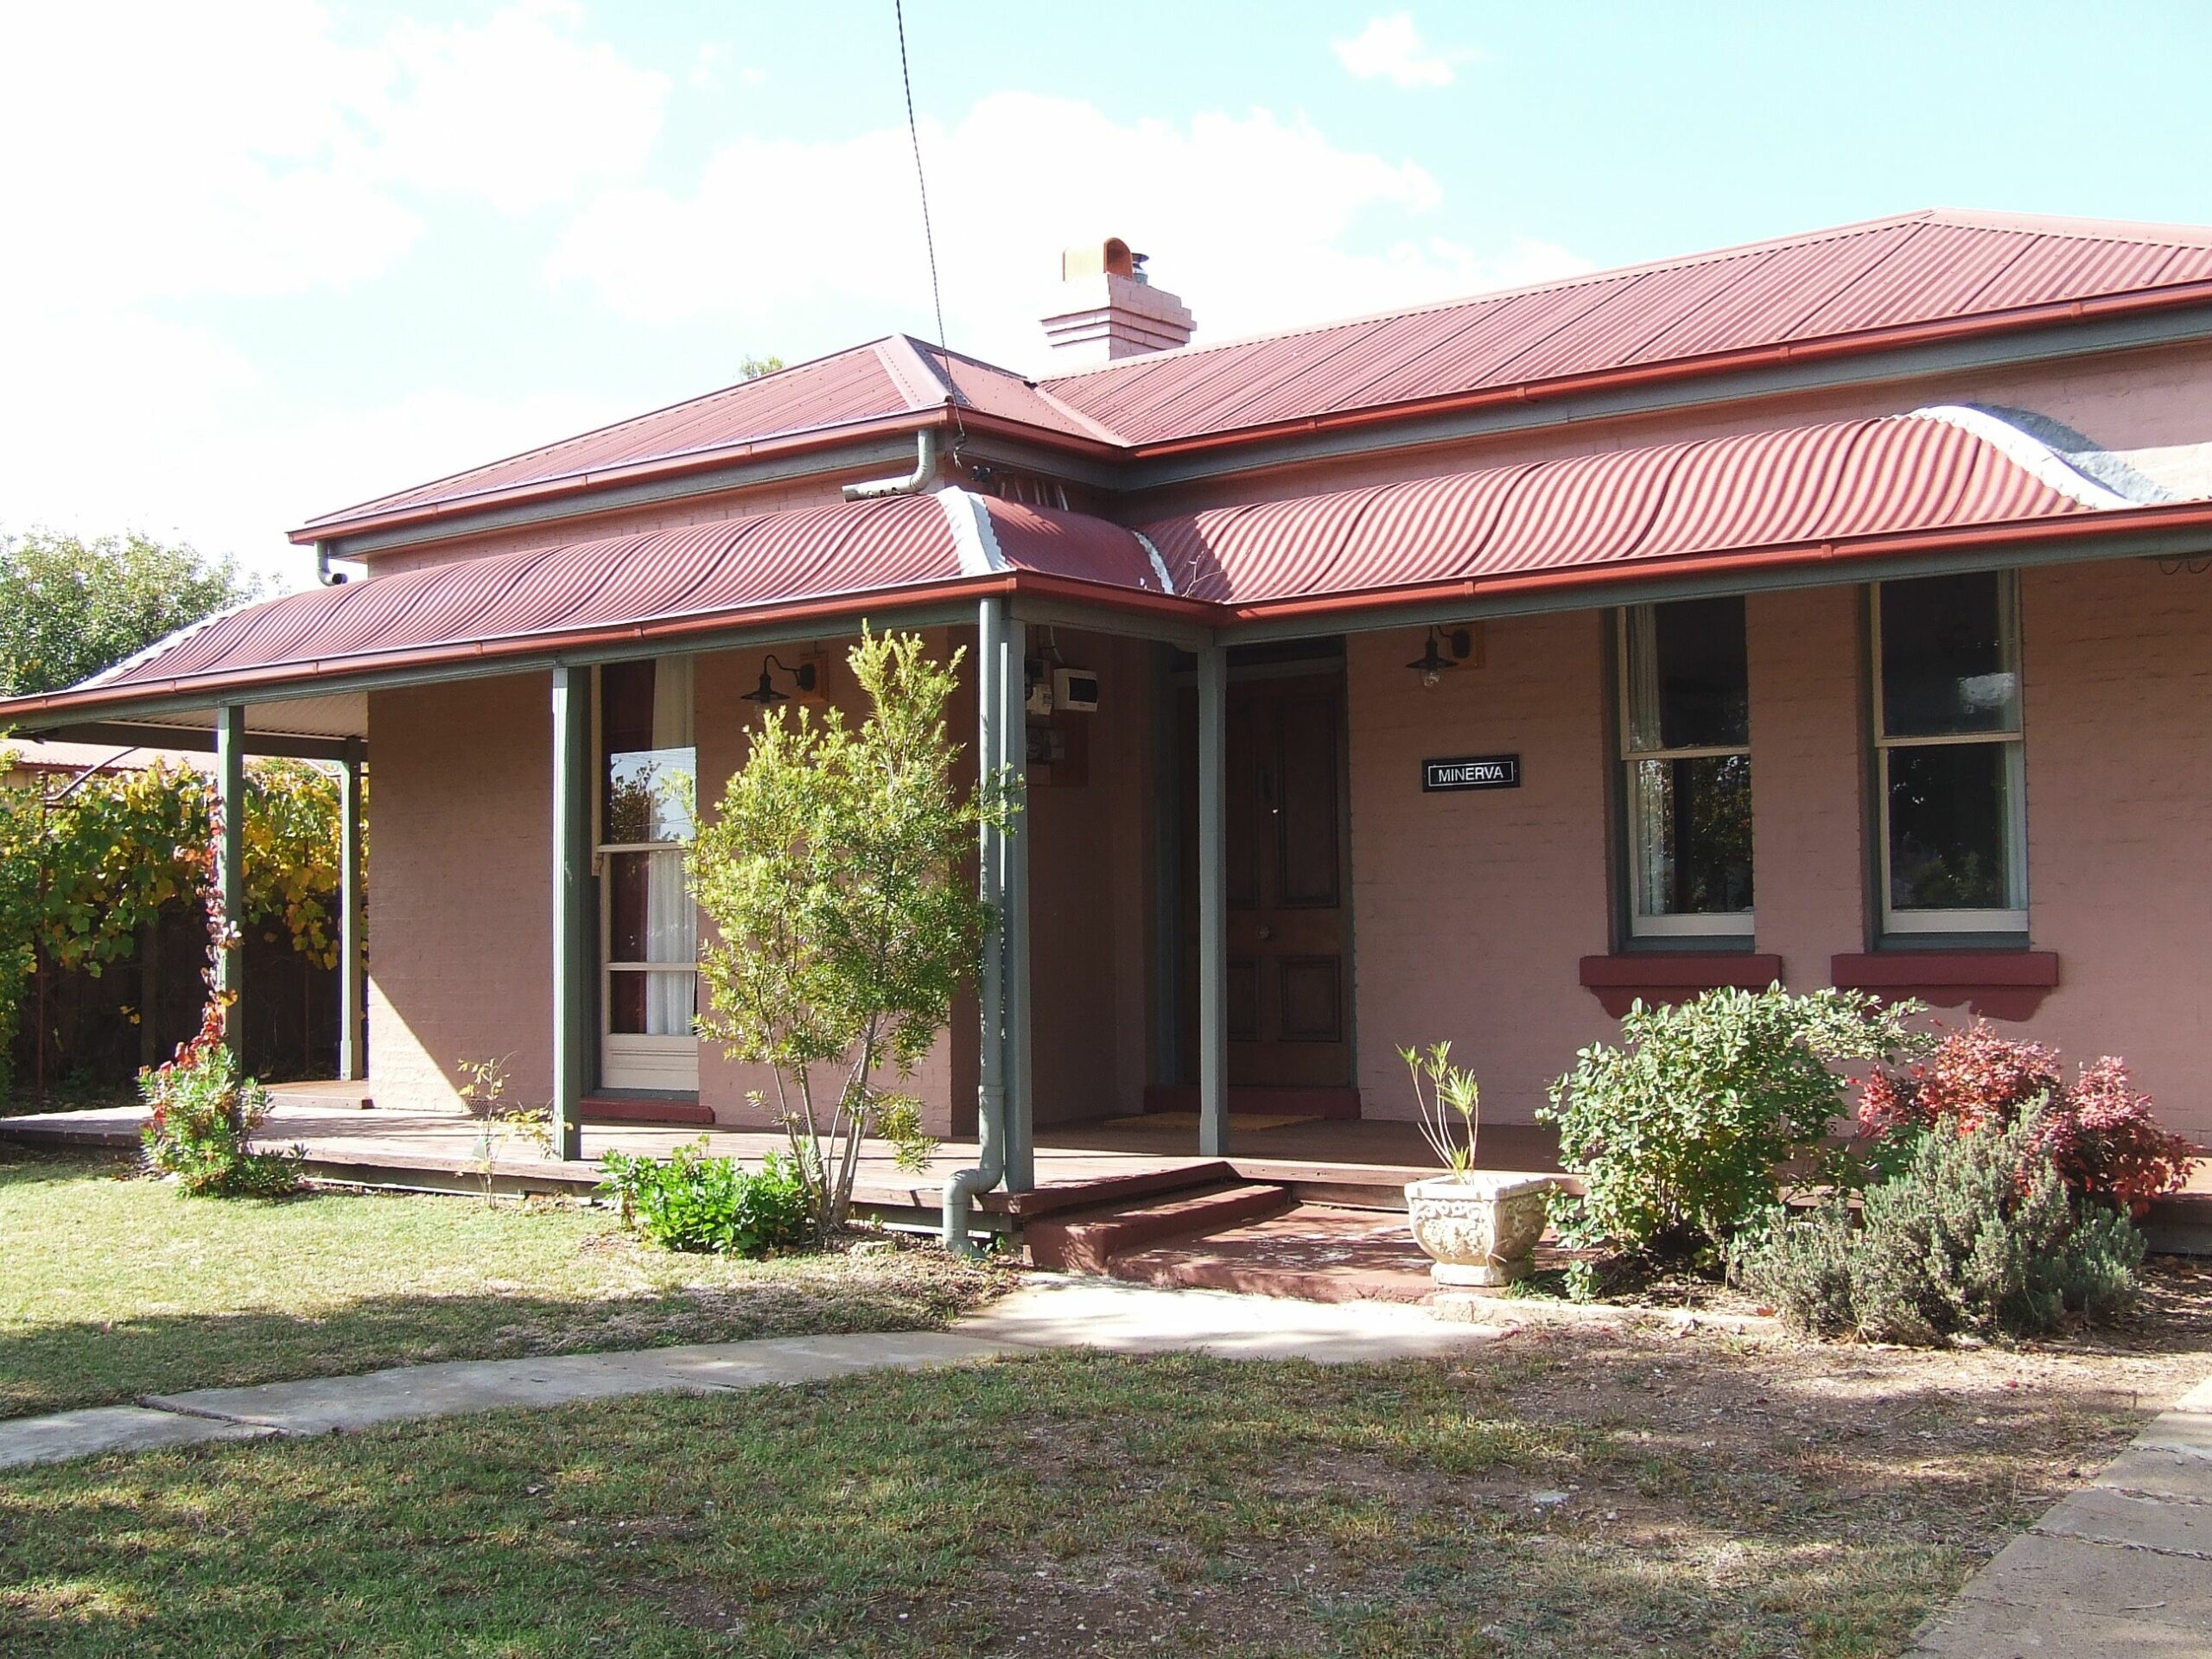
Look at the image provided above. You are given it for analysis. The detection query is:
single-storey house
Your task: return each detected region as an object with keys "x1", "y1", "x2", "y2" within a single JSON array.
[{"x1": 8, "y1": 210, "x2": 2212, "y2": 1220}]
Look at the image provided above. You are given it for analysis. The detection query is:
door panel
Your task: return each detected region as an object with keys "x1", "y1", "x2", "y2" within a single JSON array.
[{"x1": 1180, "y1": 669, "x2": 1351, "y2": 1090}]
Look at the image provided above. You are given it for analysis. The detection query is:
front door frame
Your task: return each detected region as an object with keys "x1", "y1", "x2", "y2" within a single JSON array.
[{"x1": 1163, "y1": 639, "x2": 1358, "y2": 1105}]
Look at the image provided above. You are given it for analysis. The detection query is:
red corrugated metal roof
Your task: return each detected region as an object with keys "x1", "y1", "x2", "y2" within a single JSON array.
[
  {"x1": 297, "y1": 338, "x2": 1105, "y2": 538},
  {"x1": 43, "y1": 408, "x2": 2177, "y2": 722},
  {"x1": 85, "y1": 492, "x2": 1179, "y2": 698},
  {"x1": 296, "y1": 212, "x2": 2212, "y2": 546},
  {"x1": 1044, "y1": 210, "x2": 2212, "y2": 445},
  {"x1": 1133, "y1": 410, "x2": 2098, "y2": 605}
]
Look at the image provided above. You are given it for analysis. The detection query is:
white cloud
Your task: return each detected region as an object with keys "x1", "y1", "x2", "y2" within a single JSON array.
[
  {"x1": 0, "y1": 0, "x2": 671, "y2": 582},
  {"x1": 547, "y1": 92, "x2": 1586, "y2": 372},
  {"x1": 371, "y1": 1, "x2": 671, "y2": 213},
  {"x1": 1332, "y1": 13, "x2": 1478, "y2": 89},
  {"x1": 0, "y1": 294, "x2": 626, "y2": 587},
  {"x1": 0, "y1": 0, "x2": 669, "y2": 308}
]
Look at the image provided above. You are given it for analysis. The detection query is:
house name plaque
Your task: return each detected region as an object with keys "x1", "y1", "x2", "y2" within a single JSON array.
[{"x1": 1422, "y1": 754, "x2": 1521, "y2": 792}]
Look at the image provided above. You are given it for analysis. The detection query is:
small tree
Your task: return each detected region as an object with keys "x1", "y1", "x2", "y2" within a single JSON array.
[
  {"x1": 0, "y1": 529, "x2": 259, "y2": 696},
  {"x1": 690, "y1": 628, "x2": 1014, "y2": 1238}
]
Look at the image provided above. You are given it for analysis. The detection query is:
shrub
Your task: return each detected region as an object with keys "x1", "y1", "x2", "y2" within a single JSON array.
[
  {"x1": 598, "y1": 1141, "x2": 815, "y2": 1256},
  {"x1": 1858, "y1": 1022, "x2": 2193, "y2": 1211},
  {"x1": 1541, "y1": 986, "x2": 1923, "y2": 1261},
  {"x1": 140, "y1": 1023, "x2": 302, "y2": 1198},
  {"x1": 1733, "y1": 1109, "x2": 2144, "y2": 1344},
  {"x1": 690, "y1": 628, "x2": 997, "y2": 1238}
]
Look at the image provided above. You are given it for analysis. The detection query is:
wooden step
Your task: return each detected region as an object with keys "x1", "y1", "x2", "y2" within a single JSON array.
[
  {"x1": 1003, "y1": 1160, "x2": 1238, "y2": 1220},
  {"x1": 1027, "y1": 1182, "x2": 1294, "y2": 1274},
  {"x1": 580, "y1": 1096, "x2": 716, "y2": 1127}
]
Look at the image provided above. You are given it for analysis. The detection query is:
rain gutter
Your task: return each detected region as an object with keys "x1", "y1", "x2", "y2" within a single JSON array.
[{"x1": 294, "y1": 411, "x2": 1123, "y2": 554}]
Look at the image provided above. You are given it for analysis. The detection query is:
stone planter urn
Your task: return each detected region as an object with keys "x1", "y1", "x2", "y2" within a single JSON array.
[{"x1": 1404, "y1": 1172, "x2": 1558, "y2": 1286}]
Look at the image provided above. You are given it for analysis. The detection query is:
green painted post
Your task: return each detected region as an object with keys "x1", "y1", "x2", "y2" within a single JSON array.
[
  {"x1": 215, "y1": 704, "x2": 245, "y2": 1059},
  {"x1": 550, "y1": 666, "x2": 590, "y2": 1160},
  {"x1": 338, "y1": 741, "x2": 366, "y2": 1082},
  {"x1": 1195, "y1": 645, "x2": 1229, "y2": 1159},
  {"x1": 1002, "y1": 615, "x2": 1034, "y2": 1193}
]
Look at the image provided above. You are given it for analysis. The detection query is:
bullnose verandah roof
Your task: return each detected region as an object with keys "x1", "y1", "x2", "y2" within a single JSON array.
[{"x1": 9, "y1": 406, "x2": 2208, "y2": 733}]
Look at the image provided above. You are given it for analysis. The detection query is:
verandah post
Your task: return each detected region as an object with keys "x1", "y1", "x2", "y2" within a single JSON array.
[
  {"x1": 1001, "y1": 613, "x2": 1034, "y2": 1193},
  {"x1": 214, "y1": 703, "x2": 245, "y2": 1059},
  {"x1": 550, "y1": 665, "x2": 591, "y2": 1160},
  {"x1": 1195, "y1": 643, "x2": 1229, "y2": 1159},
  {"x1": 338, "y1": 739, "x2": 365, "y2": 1083}
]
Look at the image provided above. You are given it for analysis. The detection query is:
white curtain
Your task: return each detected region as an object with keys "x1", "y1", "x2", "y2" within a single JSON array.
[{"x1": 645, "y1": 654, "x2": 697, "y2": 1034}]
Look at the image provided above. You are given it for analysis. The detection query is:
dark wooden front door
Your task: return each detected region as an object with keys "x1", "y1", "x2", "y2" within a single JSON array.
[{"x1": 1180, "y1": 670, "x2": 1351, "y2": 1089}]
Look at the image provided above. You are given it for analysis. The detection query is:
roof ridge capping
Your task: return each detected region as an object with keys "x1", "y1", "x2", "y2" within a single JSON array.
[{"x1": 1036, "y1": 207, "x2": 2212, "y2": 385}]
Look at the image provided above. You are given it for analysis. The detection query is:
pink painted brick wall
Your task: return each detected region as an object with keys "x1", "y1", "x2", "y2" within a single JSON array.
[
  {"x1": 1339, "y1": 561, "x2": 2212, "y2": 1145},
  {"x1": 366, "y1": 672, "x2": 553, "y2": 1113},
  {"x1": 1745, "y1": 586, "x2": 1867, "y2": 979},
  {"x1": 2019, "y1": 557, "x2": 2212, "y2": 1141},
  {"x1": 691, "y1": 631, "x2": 978, "y2": 1135},
  {"x1": 1344, "y1": 612, "x2": 1617, "y2": 1126}
]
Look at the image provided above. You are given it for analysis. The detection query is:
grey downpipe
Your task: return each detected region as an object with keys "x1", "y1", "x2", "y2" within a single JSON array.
[
  {"x1": 944, "y1": 593, "x2": 1010, "y2": 1251},
  {"x1": 315, "y1": 540, "x2": 351, "y2": 586},
  {"x1": 843, "y1": 428, "x2": 940, "y2": 501}
]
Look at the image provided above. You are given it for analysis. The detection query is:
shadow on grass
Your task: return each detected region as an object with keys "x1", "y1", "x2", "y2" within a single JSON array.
[
  {"x1": 0, "y1": 1344, "x2": 2161, "y2": 1659},
  {"x1": 0, "y1": 1270, "x2": 998, "y2": 1421}
]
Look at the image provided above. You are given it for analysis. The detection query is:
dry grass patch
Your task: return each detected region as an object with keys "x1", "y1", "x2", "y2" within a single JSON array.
[{"x1": 3, "y1": 1262, "x2": 2206, "y2": 1657}]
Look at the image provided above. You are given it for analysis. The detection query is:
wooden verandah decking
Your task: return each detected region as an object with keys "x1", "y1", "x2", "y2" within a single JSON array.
[{"x1": 0, "y1": 1081, "x2": 1570, "y2": 1234}]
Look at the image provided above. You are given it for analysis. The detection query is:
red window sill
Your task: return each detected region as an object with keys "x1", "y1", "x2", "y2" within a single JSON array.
[
  {"x1": 1829, "y1": 951, "x2": 2060, "y2": 1021},
  {"x1": 1579, "y1": 953, "x2": 1784, "y2": 1018}
]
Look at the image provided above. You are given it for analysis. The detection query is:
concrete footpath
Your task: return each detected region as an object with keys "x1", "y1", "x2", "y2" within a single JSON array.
[
  {"x1": 1908, "y1": 1376, "x2": 2212, "y2": 1658},
  {"x1": 0, "y1": 1276, "x2": 1509, "y2": 1471}
]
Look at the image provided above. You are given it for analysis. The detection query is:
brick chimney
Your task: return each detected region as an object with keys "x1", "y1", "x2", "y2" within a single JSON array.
[{"x1": 1039, "y1": 238, "x2": 1195, "y2": 368}]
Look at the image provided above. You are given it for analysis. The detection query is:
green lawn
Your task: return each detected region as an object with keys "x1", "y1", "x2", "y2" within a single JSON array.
[
  {"x1": 0, "y1": 1330, "x2": 2188, "y2": 1659},
  {"x1": 0, "y1": 1147, "x2": 1007, "y2": 1418}
]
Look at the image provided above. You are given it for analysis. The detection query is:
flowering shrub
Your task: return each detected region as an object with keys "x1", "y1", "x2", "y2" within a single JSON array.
[
  {"x1": 141, "y1": 1004, "x2": 302, "y2": 1198},
  {"x1": 1858, "y1": 1022, "x2": 2193, "y2": 1211}
]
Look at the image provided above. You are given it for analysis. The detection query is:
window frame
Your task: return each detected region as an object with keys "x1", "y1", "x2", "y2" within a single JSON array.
[
  {"x1": 1870, "y1": 572, "x2": 2028, "y2": 938},
  {"x1": 594, "y1": 658, "x2": 702, "y2": 1085},
  {"x1": 1614, "y1": 602, "x2": 1755, "y2": 942}
]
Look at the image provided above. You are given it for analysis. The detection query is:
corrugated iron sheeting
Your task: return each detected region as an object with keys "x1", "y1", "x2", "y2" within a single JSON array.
[
  {"x1": 82, "y1": 412, "x2": 2143, "y2": 700},
  {"x1": 1139, "y1": 413, "x2": 2093, "y2": 605},
  {"x1": 1046, "y1": 213, "x2": 2212, "y2": 444},
  {"x1": 109, "y1": 496, "x2": 964, "y2": 690},
  {"x1": 981, "y1": 499, "x2": 1163, "y2": 591}
]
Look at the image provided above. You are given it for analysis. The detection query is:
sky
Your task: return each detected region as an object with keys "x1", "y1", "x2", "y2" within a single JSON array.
[{"x1": 3, "y1": 1, "x2": 2209, "y2": 591}]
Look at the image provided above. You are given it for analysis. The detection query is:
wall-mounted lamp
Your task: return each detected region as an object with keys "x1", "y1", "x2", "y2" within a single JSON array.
[
  {"x1": 741, "y1": 653, "x2": 819, "y2": 705},
  {"x1": 1407, "y1": 626, "x2": 1474, "y2": 687}
]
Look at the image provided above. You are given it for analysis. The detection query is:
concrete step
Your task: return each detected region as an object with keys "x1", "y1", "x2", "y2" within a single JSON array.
[{"x1": 1026, "y1": 1182, "x2": 1294, "y2": 1274}]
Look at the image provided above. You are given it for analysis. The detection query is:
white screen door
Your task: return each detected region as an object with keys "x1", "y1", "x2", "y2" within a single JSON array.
[{"x1": 598, "y1": 656, "x2": 699, "y2": 1091}]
